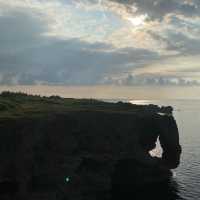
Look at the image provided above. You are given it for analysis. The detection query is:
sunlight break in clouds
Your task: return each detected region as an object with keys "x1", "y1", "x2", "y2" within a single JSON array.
[
  {"x1": 0, "y1": 0, "x2": 199, "y2": 87},
  {"x1": 126, "y1": 13, "x2": 148, "y2": 27}
]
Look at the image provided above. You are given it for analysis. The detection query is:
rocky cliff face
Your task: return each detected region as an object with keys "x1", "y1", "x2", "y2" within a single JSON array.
[{"x1": 0, "y1": 92, "x2": 181, "y2": 200}]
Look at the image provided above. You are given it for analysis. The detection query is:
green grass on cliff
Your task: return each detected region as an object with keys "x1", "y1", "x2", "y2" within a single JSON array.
[{"x1": 0, "y1": 91, "x2": 169, "y2": 120}]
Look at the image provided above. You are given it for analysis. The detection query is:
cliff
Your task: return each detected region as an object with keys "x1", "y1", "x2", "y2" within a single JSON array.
[{"x1": 0, "y1": 92, "x2": 181, "y2": 200}]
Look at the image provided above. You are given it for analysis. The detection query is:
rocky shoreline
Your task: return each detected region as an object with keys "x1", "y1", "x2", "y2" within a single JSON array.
[{"x1": 0, "y1": 92, "x2": 181, "y2": 200}]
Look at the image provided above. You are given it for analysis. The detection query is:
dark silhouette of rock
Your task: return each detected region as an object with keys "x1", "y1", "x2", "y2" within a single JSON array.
[
  {"x1": 0, "y1": 179, "x2": 19, "y2": 199},
  {"x1": 0, "y1": 92, "x2": 181, "y2": 200},
  {"x1": 112, "y1": 177, "x2": 184, "y2": 200}
]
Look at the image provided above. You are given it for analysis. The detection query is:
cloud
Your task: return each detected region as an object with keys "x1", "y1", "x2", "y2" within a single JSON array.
[
  {"x1": 0, "y1": 37, "x2": 160, "y2": 85},
  {"x1": 106, "y1": 73, "x2": 200, "y2": 86},
  {"x1": 0, "y1": 0, "x2": 200, "y2": 86},
  {"x1": 106, "y1": 0, "x2": 200, "y2": 20},
  {"x1": 0, "y1": 6, "x2": 160, "y2": 85},
  {"x1": 0, "y1": 12, "x2": 47, "y2": 53}
]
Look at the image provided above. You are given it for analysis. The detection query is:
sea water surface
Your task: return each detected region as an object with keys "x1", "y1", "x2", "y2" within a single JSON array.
[{"x1": 128, "y1": 99, "x2": 200, "y2": 200}]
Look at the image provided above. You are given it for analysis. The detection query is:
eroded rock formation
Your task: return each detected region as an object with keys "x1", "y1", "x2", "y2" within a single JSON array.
[{"x1": 0, "y1": 92, "x2": 181, "y2": 200}]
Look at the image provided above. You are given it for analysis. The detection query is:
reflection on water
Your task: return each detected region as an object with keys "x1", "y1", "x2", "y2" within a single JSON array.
[{"x1": 112, "y1": 178, "x2": 184, "y2": 200}]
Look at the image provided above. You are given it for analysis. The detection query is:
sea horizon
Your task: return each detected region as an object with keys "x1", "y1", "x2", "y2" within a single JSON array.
[{"x1": 0, "y1": 85, "x2": 200, "y2": 101}]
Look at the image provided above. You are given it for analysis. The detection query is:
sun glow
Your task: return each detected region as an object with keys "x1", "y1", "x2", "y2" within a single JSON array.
[{"x1": 126, "y1": 14, "x2": 148, "y2": 26}]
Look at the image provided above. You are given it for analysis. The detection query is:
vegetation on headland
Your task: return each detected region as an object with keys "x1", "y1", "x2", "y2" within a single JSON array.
[{"x1": 0, "y1": 91, "x2": 172, "y2": 119}]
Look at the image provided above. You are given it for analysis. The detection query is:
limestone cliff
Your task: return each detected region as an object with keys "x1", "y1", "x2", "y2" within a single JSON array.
[{"x1": 0, "y1": 92, "x2": 181, "y2": 200}]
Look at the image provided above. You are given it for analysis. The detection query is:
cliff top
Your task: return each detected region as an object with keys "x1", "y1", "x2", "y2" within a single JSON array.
[{"x1": 0, "y1": 91, "x2": 172, "y2": 120}]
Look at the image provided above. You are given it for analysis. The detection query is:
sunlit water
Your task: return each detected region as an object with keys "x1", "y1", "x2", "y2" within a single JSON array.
[{"x1": 129, "y1": 99, "x2": 200, "y2": 200}]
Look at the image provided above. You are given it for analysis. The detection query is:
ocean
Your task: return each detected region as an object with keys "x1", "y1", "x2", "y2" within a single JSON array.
[{"x1": 129, "y1": 99, "x2": 200, "y2": 200}]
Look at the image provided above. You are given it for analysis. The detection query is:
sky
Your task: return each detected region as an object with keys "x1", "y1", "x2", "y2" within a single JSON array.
[{"x1": 0, "y1": 0, "x2": 200, "y2": 87}]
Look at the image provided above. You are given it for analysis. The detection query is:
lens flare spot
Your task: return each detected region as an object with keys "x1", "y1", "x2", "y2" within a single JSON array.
[{"x1": 65, "y1": 177, "x2": 70, "y2": 183}]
